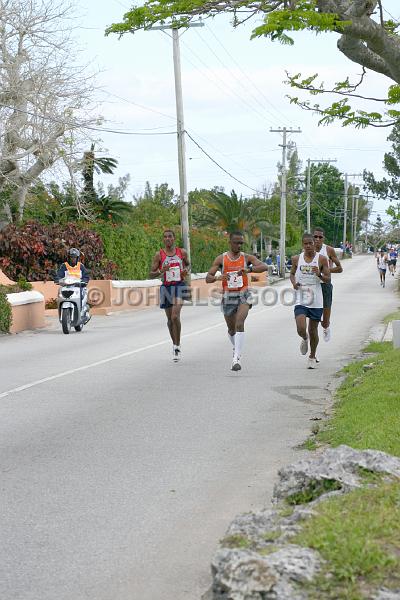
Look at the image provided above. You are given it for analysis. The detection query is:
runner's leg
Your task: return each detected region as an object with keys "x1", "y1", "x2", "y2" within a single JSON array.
[
  {"x1": 233, "y1": 302, "x2": 250, "y2": 359},
  {"x1": 308, "y1": 319, "x2": 319, "y2": 359},
  {"x1": 322, "y1": 307, "x2": 331, "y2": 330},
  {"x1": 295, "y1": 314, "x2": 307, "y2": 340},
  {"x1": 165, "y1": 307, "x2": 174, "y2": 343},
  {"x1": 170, "y1": 299, "x2": 183, "y2": 346}
]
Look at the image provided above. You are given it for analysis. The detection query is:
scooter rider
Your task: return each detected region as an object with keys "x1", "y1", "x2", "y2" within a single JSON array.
[{"x1": 54, "y1": 248, "x2": 90, "y2": 323}]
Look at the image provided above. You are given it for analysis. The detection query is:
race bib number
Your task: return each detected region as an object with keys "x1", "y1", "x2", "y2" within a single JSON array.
[
  {"x1": 227, "y1": 271, "x2": 243, "y2": 289},
  {"x1": 166, "y1": 266, "x2": 181, "y2": 283},
  {"x1": 300, "y1": 285, "x2": 316, "y2": 306}
]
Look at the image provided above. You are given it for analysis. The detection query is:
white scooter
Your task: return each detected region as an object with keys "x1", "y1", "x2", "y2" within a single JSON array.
[{"x1": 57, "y1": 277, "x2": 90, "y2": 334}]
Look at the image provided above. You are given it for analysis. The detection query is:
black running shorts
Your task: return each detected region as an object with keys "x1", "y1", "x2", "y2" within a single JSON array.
[{"x1": 321, "y1": 282, "x2": 333, "y2": 309}]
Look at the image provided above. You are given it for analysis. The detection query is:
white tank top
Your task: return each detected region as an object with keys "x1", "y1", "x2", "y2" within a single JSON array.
[
  {"x1": 378, "y1": 256, "x2": 387, "y2": 269},
  {"x1": 319, "y1": 243, "x2": 328, "y2": 258},
  {"x1": 295, "y1": 252, "x2": 323, "y2": 308}
]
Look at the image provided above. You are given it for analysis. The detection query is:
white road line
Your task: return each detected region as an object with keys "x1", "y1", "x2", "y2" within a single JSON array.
[
  {"x1": 0, "y1": 322, "x2": 228, "y2": 399},
  {"x1": 0, "y1": 301, "x2": 279, "y2": 399}
]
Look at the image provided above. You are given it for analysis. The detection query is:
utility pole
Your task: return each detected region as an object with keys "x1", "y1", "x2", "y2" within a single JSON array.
[
  {"x1": 271, "y1": 127, "x2": 301, "y2": 278},
  {"x1": 343, "y1": 173, "x2": 362, "y2": 250},
  {"x1": 306, "y1": 158, "x2": 336, "y2": 232},
  {"x1": 149, "y1": 23, "x2": 204, "y2": 264},
  {"x1": 352, "y1": 194, "x2": 359, "y2": 248}
]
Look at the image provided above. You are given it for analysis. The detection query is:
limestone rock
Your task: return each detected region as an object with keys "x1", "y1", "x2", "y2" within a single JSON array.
[
  {"x1": 374, "y1": 590, "x2": 400, "y2": 600},
  {"x1": 273, "y1": 445, "x2": 400, "y2": 503},
  {"x1": 210, "y1": 548, "x2": 309, "y2": 600}
]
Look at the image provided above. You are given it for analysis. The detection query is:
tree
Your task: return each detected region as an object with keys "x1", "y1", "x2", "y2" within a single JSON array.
[
  {"x1": 0, "y1": 0, "x2": 98, "y2": 225},
  {"x1": 300, "y1": 163, "x2": 367, "y2": 246},
  {"x1": 132, "y1": 181, "x2": 179, "y2": 225},
  {"x1": 196, "y1": 189, "x2": 273, "y2": 243},
  {"x1": 370, "y1": 213, "x2": 387, "y2": 247},
  {"x1": 92, "y1": 195, "x2": 133, "y2": 223},
  {"x1": 364, "y1": 123, "x2": 400, "y2": 226},
  {"x1": 107, "y1": 1, "x2": 400, "y2": 128},
  {"x1": 80, "y1": 144, "x2": 119, "y2": 205}
]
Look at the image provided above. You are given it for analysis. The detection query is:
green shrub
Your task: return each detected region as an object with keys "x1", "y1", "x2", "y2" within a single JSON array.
[
  {"x1": 0, "y1": 221, "x2": 117, "y2": 281},
  {"x1": 93, "y1": 223, "x2": 229, "y2": 279},
  {"x1": 0, "y1": 289, "x2": 12, "y2": 333}
]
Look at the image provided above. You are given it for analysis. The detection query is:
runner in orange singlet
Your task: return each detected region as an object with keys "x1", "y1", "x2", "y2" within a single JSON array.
[{"x1": 206, "y1": 231, "x2": 267, "y2": 371}]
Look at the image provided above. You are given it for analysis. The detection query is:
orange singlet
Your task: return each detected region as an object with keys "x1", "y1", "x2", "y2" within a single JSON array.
[{"x1": 222, "y1": 252, "x2": 248, "y2": 292}]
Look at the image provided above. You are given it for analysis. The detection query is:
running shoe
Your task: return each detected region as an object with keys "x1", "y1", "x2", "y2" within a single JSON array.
[
  {"x1": 323, "y1": 327, "x2": 331, "y2": 342},
  {"x1": 300, "y1": 337, "x2": 308, "y2": 355},
  {"x1": 231, "y1": 357, "x2": 241, "y2": 371},
  {"x1": 173, "y1": 345, "x2": 181, "y2": 362},
  {"x1": 307, "y1": 358, "x2": 317, "y2": 369}
]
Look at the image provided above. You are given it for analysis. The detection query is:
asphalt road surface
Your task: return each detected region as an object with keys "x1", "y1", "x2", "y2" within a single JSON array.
[{"x1": 0, "y1": 255, "x2": 398, "y2": 600}]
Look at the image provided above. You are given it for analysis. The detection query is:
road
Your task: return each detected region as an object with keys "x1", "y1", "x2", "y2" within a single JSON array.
[{"x1": 0, "y1": 255, "x2": 398, "y2": 600}]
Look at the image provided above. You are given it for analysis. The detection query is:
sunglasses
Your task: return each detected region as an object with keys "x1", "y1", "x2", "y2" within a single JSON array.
[{"x1": 313, "y1": 235, "x2": 324, "y2": 239}]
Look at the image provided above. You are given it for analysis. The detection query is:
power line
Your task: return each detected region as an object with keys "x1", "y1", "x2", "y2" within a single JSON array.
[
  {"x1": 194, "y1": 27, "x2": 281, "y2": 127},
  {"x1": 185, "y1": 131, "x2": 262, "y2": 194},
  {"x1": 100, "y1": 90, "x2": 176, "y2": 121},
  {"x1": 178, "y1": 37, "x2": 277, "y2": 128},
  {"x1": 186, "y1": 127, "x2": 265, "y2": 179},
  {"x1": 206, "y1": 24, "x2": 294, "y2": 127},
  {"x1": 0, "y1": 101, "x2": 177, "y2": 136}
]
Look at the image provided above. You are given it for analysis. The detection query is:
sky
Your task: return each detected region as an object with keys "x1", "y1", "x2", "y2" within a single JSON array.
[{"x1": 71, "y1": 0, "x2": 400, "y2": 222}]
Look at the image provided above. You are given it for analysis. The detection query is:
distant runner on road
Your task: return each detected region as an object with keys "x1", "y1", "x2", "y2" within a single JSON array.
[
  {"x1": 313, "y1": 227, "x2": 343, "y2": 342},
  {"x1": 388, "y1": 247, "x2": 398, "y2": 276},
  {"x1": 377, "y1": 249, "x2": 388, "y2": 288},
  {"x1": 290, "y1": 233, "x2": 331, "y2": 369},
  {"x1": 206, "y1": 231, "x2": 267, "y2": 372},
  {"x1": 150, "y1": 230, "x2": 190, "y2": 362}
]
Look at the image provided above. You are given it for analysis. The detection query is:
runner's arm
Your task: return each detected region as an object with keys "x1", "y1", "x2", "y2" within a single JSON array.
[
  {"x1": 206, "y1": 255, "x2": 225, "y2": 283},
  {"x1": 149, "y1": 252, "x2": 162, "y2": 278},
  {"x1": 327, "y1": 246, "x2": 343, "y2": 274},
  {"x1": 240, "y1": 254, "x2": 268, "y2": 274},
  {"x1": 181, "y1": 249, "x2": 190, "y2": 277},
  {"x1": 318, "y1": 256, "x2": 331, "y2": 282},
  {"x1": 290, "y1": 256, "x2": 299, "y2": 289}
]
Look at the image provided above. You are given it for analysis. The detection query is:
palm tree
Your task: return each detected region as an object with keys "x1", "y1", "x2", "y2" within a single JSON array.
[
  {"x1": 81, "y1": 144, "x2": 119, "y2": 203},
  {"x1": 197, "y1": 190, "x2": 277, "y2": 244},
  {"x1": 93, "y1": 195, "x2": 133, "y2": 223}
]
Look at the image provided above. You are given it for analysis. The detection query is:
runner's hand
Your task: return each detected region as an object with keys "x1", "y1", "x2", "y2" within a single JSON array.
[
  {"x1": 311, "y1": 266, "x2": 320, "y2": 274},
  {"x1": 293, "y1": 282, "x2": 301, "y2": 290},
  {"x1": 160, "y1": 264, "x2": 170, "y2": 273}
]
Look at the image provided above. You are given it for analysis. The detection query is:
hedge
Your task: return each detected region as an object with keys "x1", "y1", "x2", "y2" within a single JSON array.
[
  {"x1": 0, "y1": 222, "x2": 117, "y2": 281},
  {"x1": 92, "y1": 223, "x2": 229, "y2": 279},
  {"x1": 0, "y1": 288, "x2": 12, "y2": 333}
]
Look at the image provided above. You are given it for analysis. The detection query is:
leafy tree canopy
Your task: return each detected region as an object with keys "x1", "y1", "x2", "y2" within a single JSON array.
[
  {"x1": 107, "y1": 1, "x2": 400, "y2": 128},
  {"x1": 364, "y1": 122, "x2": 400, "y2": 226}
]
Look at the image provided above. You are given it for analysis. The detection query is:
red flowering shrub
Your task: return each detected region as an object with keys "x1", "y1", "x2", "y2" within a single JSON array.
[{"x1": 0, "y1": 222, "x2": 117, "y2": 281}]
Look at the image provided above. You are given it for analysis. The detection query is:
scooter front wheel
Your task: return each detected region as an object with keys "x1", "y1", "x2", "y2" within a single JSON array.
[{"x1": 61, "y1": 308, "x2": 72, "y2": 334}]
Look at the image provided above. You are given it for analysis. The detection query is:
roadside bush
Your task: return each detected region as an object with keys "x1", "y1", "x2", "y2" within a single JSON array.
[
  {"x1": 0, "y1": 288, "x2": 12, "y2": 333},
  {"x1": 93, "y1": 222, "x2": 229, "y2": 279},
  {"x1": 0, "y1": 221, "x2": 117, "y2": 281},
  {"x1": 190, "y1": 229, "x2": 228, "y2": 272}
]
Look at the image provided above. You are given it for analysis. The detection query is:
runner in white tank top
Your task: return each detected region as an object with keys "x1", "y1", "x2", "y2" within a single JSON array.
[
  {"x1": 376, "y1": 250, "x2": 388, "y2": 288},
  {"x1": 290, "y1": 233, "x2": 331, "y2": 369},
  {"x1": 313, "y1": 228, "x2": 343, "y2": 343}
]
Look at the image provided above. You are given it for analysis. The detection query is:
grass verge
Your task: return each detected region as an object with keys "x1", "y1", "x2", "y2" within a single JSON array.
[
  {"x1": 316, "y1": 341, "x2": 400, "y2": 456},
  {"x1": 291, "y1": 338, "x2": 400, "y2": 598},
  {"x1": 293, "y1": 482, "x2": 400, "y2": 599}
]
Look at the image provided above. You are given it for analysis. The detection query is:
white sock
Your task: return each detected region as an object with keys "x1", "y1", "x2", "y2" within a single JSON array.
[
  {"x1": 234, "y1": 332, "x2": 244, "y2": 358},
  {"x1": 228, "y1": 332, "x2": 235, "y2": 346}
]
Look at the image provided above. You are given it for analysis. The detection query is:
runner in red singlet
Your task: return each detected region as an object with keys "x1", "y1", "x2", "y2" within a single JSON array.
[{"x1": 150, "y1": 230, "x2": 190, "y2": 362}]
